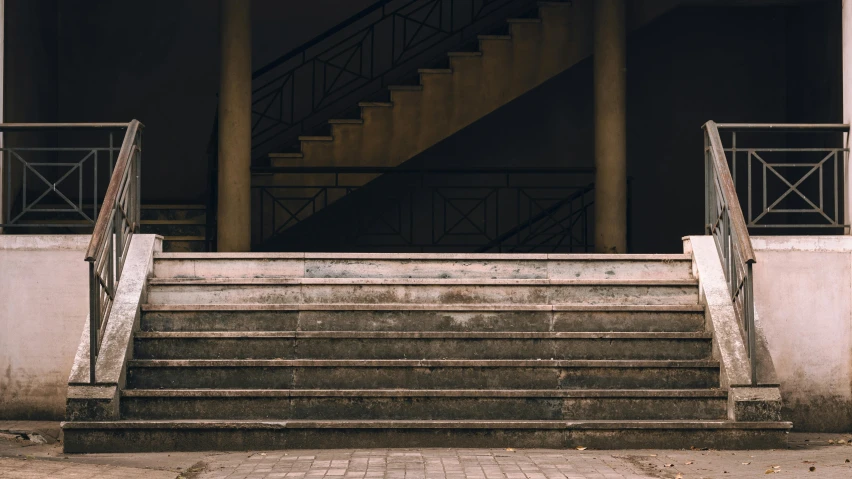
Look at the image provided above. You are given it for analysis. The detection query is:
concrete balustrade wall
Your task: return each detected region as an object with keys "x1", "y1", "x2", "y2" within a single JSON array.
[
  {"x1": 0, "y1": 236, "x2": 89, "y2": 419},
  {"x1": 752, "y1": 236, "x2": 852, "y2": 431}
]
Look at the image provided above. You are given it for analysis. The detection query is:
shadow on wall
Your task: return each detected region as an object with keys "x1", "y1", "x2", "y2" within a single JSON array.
[
  {"x1": 5, "y1": 2, "x2": 840, "y2": 253},
  {"x1": 255, "y1": 3, "x2": 841, "y2": 253}
]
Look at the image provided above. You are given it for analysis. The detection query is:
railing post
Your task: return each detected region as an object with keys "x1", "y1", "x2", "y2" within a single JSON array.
[
  {"x1": 88, "y1": 261, "x2": 98, "y2": 384},
  {"x1": 747, "y1": 261, "x2": 757, "y2": 385}
]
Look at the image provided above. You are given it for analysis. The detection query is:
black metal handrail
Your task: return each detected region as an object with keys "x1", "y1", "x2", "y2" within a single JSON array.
[
  {"x1": 207, "y1": 0, "x2": 550, "y2": 250},
  {"x1": 0, "y1": 123, "x2": 130, "y2": 229},
  {"x1": 714, "y1": 123, "x2": 850, "y2": 231},
  {"x1": 252, "y1": 166, "x2": 597, "y2": 252},
  {"x1": 84, "y1": 120, "x2": 143, "y2": 384}
]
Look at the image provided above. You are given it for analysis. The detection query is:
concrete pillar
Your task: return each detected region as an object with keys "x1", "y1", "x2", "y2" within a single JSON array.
[
  {"x1": 217, "y1": 0, "x2": 252, "y2": 251},
  {"x1": 844, "y1": 0, "x2": 852, "y2": 227},
  {"x1": 593, "y1": 0, "x2": 627, "y2": 253}
]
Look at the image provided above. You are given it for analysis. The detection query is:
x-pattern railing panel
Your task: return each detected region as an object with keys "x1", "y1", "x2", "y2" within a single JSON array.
[
  {"x1": 721, "y1": 126, "x2": 849, "y2": 231},
  {"x1": 251, "y1": 167, "x2": 598, "y2": 253},
  {"x1": 1, "y1": 136, "x2": 124, "y2": 229},
  {"x1": 703, "y1": 121, "x2": 851, "y2": 386}
]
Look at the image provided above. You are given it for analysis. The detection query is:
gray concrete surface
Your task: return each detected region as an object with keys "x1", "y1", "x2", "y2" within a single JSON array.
[
  {"x1": 751, "y1": 237, "x2": 852, "y2": 431},
  {"x1": 0, "y1": 235, "x2": 89, "y2": 419},
  {"x1": 4, "y1": 422, "x2": 852, "y2": 478}
]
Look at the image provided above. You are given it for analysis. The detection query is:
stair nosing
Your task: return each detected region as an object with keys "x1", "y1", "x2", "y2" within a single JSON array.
[
  {"x1": 146, "y1": 278, "x2": 699, "y2": 286},
  {"x1": 141, "y1": 219, "x2": 206, "y2": 226},
  {"x1": 61, "y1": 420, "x2": 793, "y2": 431},
  {"x1": 133, "y1": 331, "x2": 712, "y2": 340},
  {"x1": 121, "y1": 389, "x2": 728, "y2": 399},
  {"x1": 140, "y1": 303, "x2": 705, "y2": 312},
  {"x1": 298, "y1": 135, "x2": 334, "y2": 141},
  {"x1": 151, "y1": 252, "x2": 691, "y2": 261},
  {"x1": 127, "y1": 359, "x2": 719, "y2": 368}
]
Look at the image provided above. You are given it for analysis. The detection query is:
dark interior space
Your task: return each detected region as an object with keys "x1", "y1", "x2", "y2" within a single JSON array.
[{"x1": 1, "y1": 0, "x2": 843, "y2": 252}]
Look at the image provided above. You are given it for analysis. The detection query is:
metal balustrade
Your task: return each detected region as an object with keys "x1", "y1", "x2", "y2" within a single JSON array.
[
  {"x1": 0, "y1": 123, "x2": 130, "y2": 230},
  {"x1": 251, "y1": 166, "x2": 609, "y2": 253},
  {"x1": 703, "y1": 121, "x2": 850, "y2": 385},
  {"x1": 84, "y1": 121, "x2": 143, "y2": 384}
]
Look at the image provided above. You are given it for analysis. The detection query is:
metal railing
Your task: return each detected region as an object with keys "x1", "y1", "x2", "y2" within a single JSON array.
[
  {"x1": 716, "y1": 123, "x2": 850, "y2": 232},
  {"x1": 703, "y1": 121, "x2": 851, "y2": 385},
  {"x1": 704, "y1": 121, "x2": 758, "y2": 385},
  {"x1": 0, "y1": 123, "x2": 130, "y2": 230},
  {"x1": 84, "y1": 120, "x2": 143, "y2": 384},
  {"x1": 207, "y1": 0, "x2": 553, "y2": 250},
  {"x1": 252, "y1": 166, "x2": 602, "y2": 253}
]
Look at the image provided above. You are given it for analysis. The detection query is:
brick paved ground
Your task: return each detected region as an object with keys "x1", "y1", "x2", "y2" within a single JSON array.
[{"x1": 2, "y1": 423, "x2": 852, "y2": 479}]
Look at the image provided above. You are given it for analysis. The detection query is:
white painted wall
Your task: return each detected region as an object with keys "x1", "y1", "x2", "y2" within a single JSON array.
[
  {"x1": 752, "y1": 236, "x2": 852, "y2": 431},
  {"x1": 0, "y1": 235, "x2": 89, "y2": 419}
]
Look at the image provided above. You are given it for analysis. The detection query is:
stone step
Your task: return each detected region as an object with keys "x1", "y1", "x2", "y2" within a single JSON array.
[
  {"x1": 125, "y1": 359, "x2": 720, "y2": 390},
  {"x1": 140, "y1": 304, "x2": 706, "y2": 333},
  {"x1": 132, "y1": 331, "x2": 712, "y2": 360},
  {"x1": 145, "y1": 278, "x2": 700, "y2": 306},
  {"x1": 152, "y1": 253, "x2": 693, "y2": 281},
  {"x1": 140, "y1": 222, "x2": 206, "y2": 238},
  {"x1": 61, "y1": 420, "x2": 791, "y2": 453},
  {"x1": 119, "y1": 389, "x2": 728, "y2": 421}
]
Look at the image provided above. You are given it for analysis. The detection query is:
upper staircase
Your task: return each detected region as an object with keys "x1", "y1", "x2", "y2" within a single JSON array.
[
  {"x1": 251, "y1": 0, "x2": 680, "y2": 247},
  {"x1": 62, "y1": 252, "x2": 790, "y2": 452}
]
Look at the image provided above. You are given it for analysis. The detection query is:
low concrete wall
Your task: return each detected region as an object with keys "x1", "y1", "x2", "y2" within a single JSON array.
[
  {"x1": 0, "y1": 236, "x2": 90, "y2": 419},
  {"x1": 752, "y1": 236, "x2": 852, "y2": 432}
]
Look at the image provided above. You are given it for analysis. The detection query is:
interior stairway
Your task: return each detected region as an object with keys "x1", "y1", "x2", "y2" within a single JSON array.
[
  {"x1": 62, "y1": 253, "x2": 790, "y2": 452},
  {"x1": 140, "y1": 205, "x2": 208, "y2": 252},
  {"x1": 256, "y1": 0, "x2": 678, "y2": 235}
]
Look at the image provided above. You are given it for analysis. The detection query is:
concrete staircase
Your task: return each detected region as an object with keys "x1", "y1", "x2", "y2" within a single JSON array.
[
  {"x1": 62, "y1": 253, "x2": 790, "y2": 452},
  {"x1": 140, "y1": 205, "x2": 208, "y2": 252}
]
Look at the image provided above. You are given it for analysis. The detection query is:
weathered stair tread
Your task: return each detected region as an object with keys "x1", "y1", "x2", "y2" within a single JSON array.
[
  {"x1": 122, "y1": 389, "x2": 727, "y2": 398},
  {"x1": 128, "y1": 359, "x2": 719, "y2": 368},
  {"x1": 152, "y1": 252, "x2": 691, "y2": 261},
  {"x1": 147, "y1": 277, "x2": 698, "y2": 286},
  {"x1": 62, "y1": 419, "x2": 791, "y2": 430},
  {"x1": 141, "y1": 303, "x2": 706, "y2": 312},
  {"x1": 134, "y1": 331, "x2": 712, "y2": 339}
]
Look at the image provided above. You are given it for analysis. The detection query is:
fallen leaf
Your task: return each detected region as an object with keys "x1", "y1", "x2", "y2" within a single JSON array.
[
  {"x1": 773, "y1": 466, "x2": 781, "y2": 470},
  {"x1": 685, "y1": 461, "x2": 694, "y2": 465},
  {"x1": 765, "y1": 469, "x2": 775, "y2": 474},
  {"x1": 839, "y1": 440, "x2": 847, "y2": 444},
  {"x1": 664, "y1": 464, "x2": 674, "y2": 468},
  {"x1": 649, "y1": 454, "x2": 657, "y2": 457},
  {"x1": 742, "y1": 462, "x2": 751, "y2": 465},
  {"x1": 506, "y1": 448, "x2": 515, "y2": 452},
  {"x1": 829, "y1": 440, "x2": 835, "y2": 444},
  {"x1": 576, "y1": 447, "x2": 587, "y2": 451}
]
